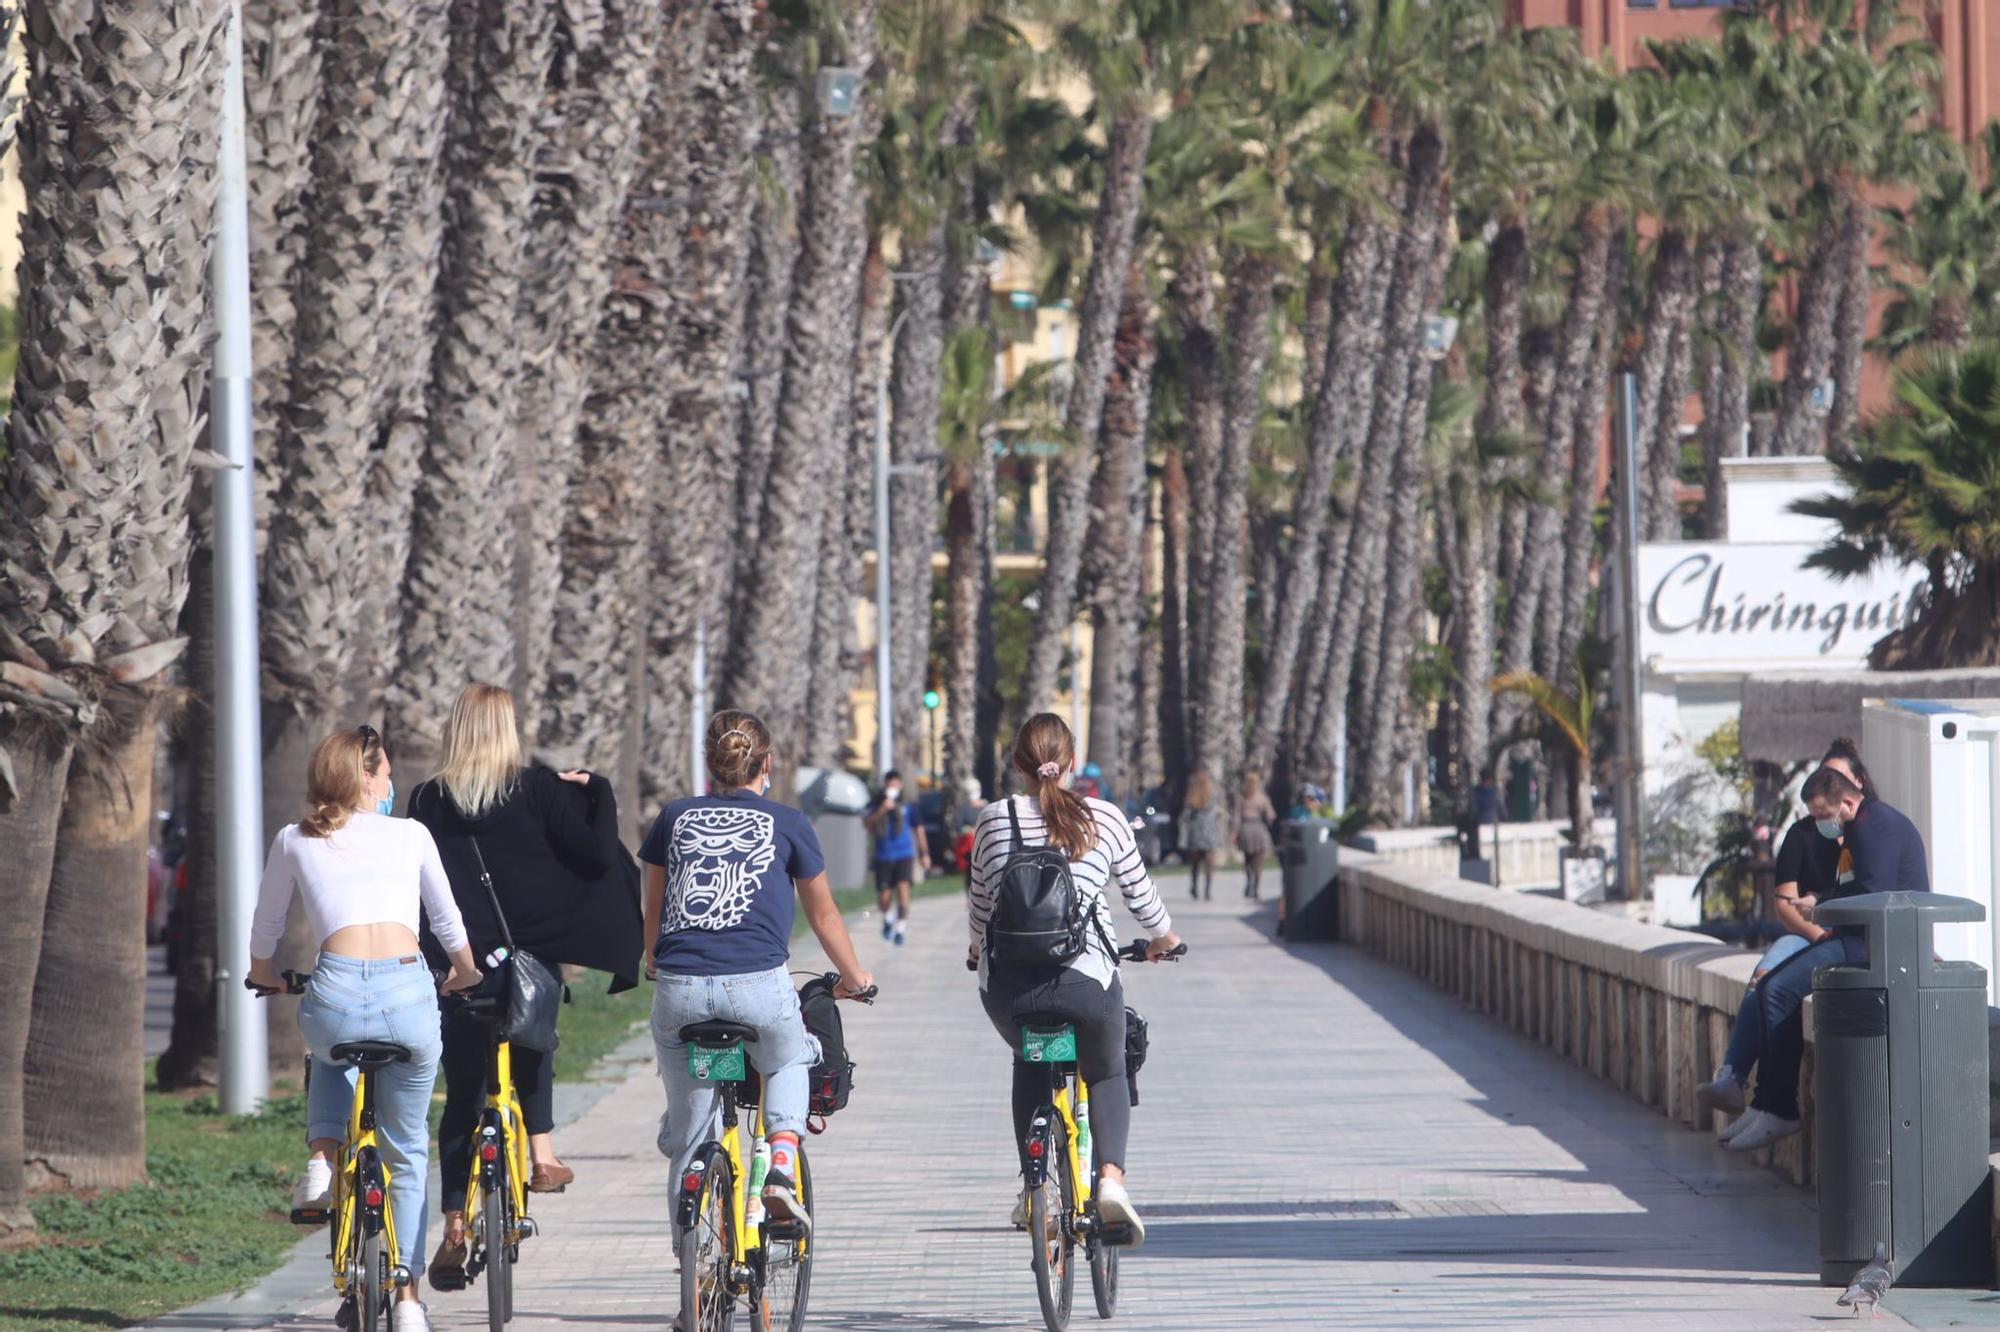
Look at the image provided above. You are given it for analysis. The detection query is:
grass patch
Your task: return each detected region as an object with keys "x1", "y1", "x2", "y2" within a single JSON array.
[
  {"x1": 796, "y1": 873, "x2": 968, "y2": 941},
  {"x1": 0, "y1": 972, "x2": 649, "y2": 1332}
]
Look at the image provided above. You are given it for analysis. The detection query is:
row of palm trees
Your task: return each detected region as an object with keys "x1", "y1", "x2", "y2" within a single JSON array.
[{"x1": 0, "y1": 0, "x2": 1978, "y2": 1240}]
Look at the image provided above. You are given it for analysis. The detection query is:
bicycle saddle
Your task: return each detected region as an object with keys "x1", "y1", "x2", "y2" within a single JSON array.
[
  {"x1": 1015, "y1": 1012, "x2": 1074, "y2": 1031},
  {"x1": 679, "y1": 1020, "x2": 760, "y2": 1046},
  {"x1": 330, "y1": 1040, "x2": 413, "y2": 1068}
]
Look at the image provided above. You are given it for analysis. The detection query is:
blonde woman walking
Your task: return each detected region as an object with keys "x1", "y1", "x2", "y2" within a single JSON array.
[
  {"x1": 1179, "y1": 769, "x2": 1221, "y2": 901},
  {"x1": 1236, "y1": 771, "x2": 1278, "y2": 900}
]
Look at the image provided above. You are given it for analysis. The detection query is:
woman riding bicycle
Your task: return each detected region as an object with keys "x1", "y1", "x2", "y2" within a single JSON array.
[
  {"x1": 248, "y1": 725, "x2": 482, "y2": 1332},
  {"x1": 640, "y1": 709, "x2": 874, "y2": 1233},
  {"x1": 966, "y1": 713, "x2": 1181, "y2": 1247}
]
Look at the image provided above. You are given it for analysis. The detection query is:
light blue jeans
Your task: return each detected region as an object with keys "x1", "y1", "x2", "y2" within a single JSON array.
[
  {"x1": 1754, "y1": 933, "x2": 1810, "y2": 977},
  {"x1": 650, "y1": 965, "x2": 813, "y2": 1179},
  {"x1": 298, "y1": 953, "x2": 443, "y2": 1280}
]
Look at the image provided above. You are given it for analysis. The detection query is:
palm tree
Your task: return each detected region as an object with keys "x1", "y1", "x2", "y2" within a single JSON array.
[
  {"x1": 0, "y1": 0, "x2": 228, "y2": 1228},
  {"x1": 1492, "y1": 668, "x2": 1595, "y2": 850},
  {"x1": 387, "y1": 0, "x2": 555, "y2": 772},
  {"x1": 1794, "y1": 343, "x2": 2000, "y2": 669},
  {"x1": 508, "y1": 0, "x2": 667, "y2": 745},
  {"x1": 1880, "y1": 130, "x2": 2000, "y2": 358},
  {"x1": 726, "y1": 0, "x2": 880, "y2": 791}
]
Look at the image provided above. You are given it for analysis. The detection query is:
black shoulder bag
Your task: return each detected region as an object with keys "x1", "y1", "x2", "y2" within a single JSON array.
[{"x1": 465, "y1": 835, "x2": 564, "y2": 1053}]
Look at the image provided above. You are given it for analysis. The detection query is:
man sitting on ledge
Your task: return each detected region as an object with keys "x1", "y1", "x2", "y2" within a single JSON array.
[{"x1": 1695, "y1": 766, "x2": 1930, "y2": 1152}]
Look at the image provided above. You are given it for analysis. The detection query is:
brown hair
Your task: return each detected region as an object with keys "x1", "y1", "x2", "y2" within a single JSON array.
[
  {"x1": 1184, "y1": 769, "x2": 1214, "y2": 810},
  {"x1": 1012, "y1": 713, "x2": 1096, "y2": 861},
  {"x1": 1821, "y1": 737, "x2": 1877, "y2": 801},
  {"x1": 1801, "y1": 766, "x2": 1862, "y2": 806},
  {"x1": 435, "y1": 683, "x2": 523, "y2": 817},
  {"x1": 301, "y1": 726, "x2": 385, "y2": 838},
  {"x1": 706, "y1": 710, "x2": 771, "y2": 791}
]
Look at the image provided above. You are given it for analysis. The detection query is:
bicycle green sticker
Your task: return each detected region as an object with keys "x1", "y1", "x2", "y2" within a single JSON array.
[
  {"x1": 688, "y1": 1043, "x2": 747, "y2": 1082},
  {"x1": 1019, "y1": 1026, "x2": 1077, "y2": 1063}
]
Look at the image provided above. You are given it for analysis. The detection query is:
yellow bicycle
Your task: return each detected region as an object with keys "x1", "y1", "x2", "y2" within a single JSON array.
[
  {"x1": 437, "y1": 985, "x2": 537, "y2": 1330},
  {"x1": 1015, "y1": 939, "x2": 1182, "y2": 1331},
  {"x1": 675, "y1": 975, "x2": 876, "y2": 1332},
  {"x1": 260, "y1": 969, "x2": 411, "y2": 1332}
]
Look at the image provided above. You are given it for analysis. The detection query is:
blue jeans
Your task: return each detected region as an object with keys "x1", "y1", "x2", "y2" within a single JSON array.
[
  {"x1": 298, "y1": 954, "x2": 444, "y2": 1279},
  {"x1": 1718, "y1": 936, "x2": 1850, "y2": 1120},
  {"x1": 650, "y1": 966, "x2": 813, "y2": 1182}
]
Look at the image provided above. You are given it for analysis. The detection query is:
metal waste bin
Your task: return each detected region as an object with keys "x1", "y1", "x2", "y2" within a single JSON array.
[
  {"x1": 1811, "y1": 891, "x2": 1990, "y2": 1287},
  {"x1": 797, "y1": 767, "x2": 871, "y2": 891},
  {"x1": 1278, "y1": 818, "x2": 1339, "y2": 941}
]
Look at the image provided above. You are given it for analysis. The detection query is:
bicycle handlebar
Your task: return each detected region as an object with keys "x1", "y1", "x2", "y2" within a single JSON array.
[
  {"x1": 1120, "y1": 938, "x2": 1187, "y2": 962},
  {"x1": 245, "y1": 969, "x2": 311, "y2": 998}
]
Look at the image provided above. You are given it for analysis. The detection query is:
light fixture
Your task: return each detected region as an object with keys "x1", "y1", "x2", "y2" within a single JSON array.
[{"x1": 815, "y1": 67, "x2": 860, "y2": 119}]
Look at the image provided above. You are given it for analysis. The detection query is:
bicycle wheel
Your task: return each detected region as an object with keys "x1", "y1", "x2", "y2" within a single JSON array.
[
  {"x1": 1029, "y1": 1119, "x2": 1075, "y2": 1332},
  {"x1": 484, "y1": 1162, "x2": 512, "y2": 1329},
  {"x1": 757, "y1": 1145, "x2": 812, "y2": 1332},
  {"x1": 679, "y1": 1151, "x2": 736, "y2": 1332},
  {"x1": 1089, "y1": 1236, "x2": 1119, "y2": 1319},
  {"x1": 359, "y1": 1229, "x2": 385, "y2": 1332}
]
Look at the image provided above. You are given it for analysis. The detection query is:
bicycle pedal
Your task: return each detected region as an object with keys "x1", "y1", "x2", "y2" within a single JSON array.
[
  {"x1": 1097, "y1": 1222, "x2": 1137, "y2": 1247},
  {"x1": 289, "y1": 1206, "x2": 331, "y2": 1226},
  {"x1": 334, "y1": 1298, "x2": 359, "y2": 1332}
]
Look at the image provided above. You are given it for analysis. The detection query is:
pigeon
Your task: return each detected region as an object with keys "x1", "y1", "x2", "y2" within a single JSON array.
[{"x1": 1837, "y1": 1241, "x2": 1893, "y2": 1319}]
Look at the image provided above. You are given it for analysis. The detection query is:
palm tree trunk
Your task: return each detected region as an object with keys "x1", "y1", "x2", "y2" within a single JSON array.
[
  {"x1": 1554, "y1": 231, "x2": 1628, "y2": 685},
  {"x1": 1699, "y1": 237, "x2": 1750, "y2": 537},
  {"x1": 1633, "y1": 227, "x2": 1696, "y2": 542},
  {"x1": 1193, "y1": 254, "x2": 1273, "y2": 800},
  {"x1": 1086, "y1": 262, "x2": 1155, "y2": 802},
  {"x1": 1246, "y1": 205, "x2": 1391, "y2": 778},
  {"x1": 509, "y1": 0, "x2": 668, "y2": 744},
  {"x1": 1298, "y1": 257, "x2": 1335, "y2": 422},
  {"x1": 1502, "y1": 327, "x2": 1558, "y2": 587},
  {"x1": 1442, "y1": 428, "x2": 1496, "y2": 814},
  {"x1": 388, "y1": 0, "x2": 555, "y2": 772},
  {"x1": 158, "y1": 542, "x2": 219, "y2": 1092},
  {"x1": 943, "y1": 455, "x2": 982, "y2": 796},
  {"x1": 973, "y1": 450, "x2": 1002, "y2": 799},
  {"x1": 0, "y1": 730, "x2": 68, "y2": 1237},
  {"x1": 1829, "y1": 192, "x2": 1870, "y2": 452},
  {"x1": 1171, "y1": 241, "x2": 1222, "y2": 723},
  {"x1": 1158, "y1": 447, "x2": 1193, "y2": 799},
  {"x1": 1773, "y1": 201, "x2": 1845, "y2": 457},
  {"x1": 1020, "y1": 105, "x2": 1152, "y2": 718},
  {"x1": 727, "y1": 1, "x2": 879, "y2": 789},
  {"x1": 888, "y1": 244, "x2": 949, "y2": 778},
  {"x1": 1131, "y1": 478, "x2": 1163, "y2": 797}
]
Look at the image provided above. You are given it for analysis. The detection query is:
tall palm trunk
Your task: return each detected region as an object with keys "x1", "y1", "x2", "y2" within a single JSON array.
[
  {"x1": 972, "y1": 448, "x2": 1003, "y2": 799},
  {"x1": 1085, "y1": 263, "x2": 1155, "y2": 802},
  {"x1": 1194, "y1": 253, "x2": 1275, "y2": 801},
  {"x1": 1702, "y1": 234, "x2": 1760, "y2": 536},
  {"x1": 508, "y1": 0, "x2": 667, "y2": 745},
  {"x1": 1503, "y1": 326, "x2": 1558, "y2": 585},
  {"x1": 388, "y1": 0, "x2": 555, "y2": 773},
  {"x1": 1633, "y1": 228, "x2": 1697, "y2": 541},
  {"x1": 1131, "y1": 476, "x2": 1164, "y2": 796},
  {"x1": 1170, "y1": 241, "x2": 1221, "y2": 722},
  {"x1": 1157, "y1": 447, "x2": 1193, "y2": 799},
  {"x1": 1828, "y1": 193, "x2": 1870, "y2": 452},
  {"x1": 1772, "y1": 198, "x2": 1846, "y2": 457},
  {"x1": 1554, "y1": 235, "x2": 1628, "y2": 685},
  {"x1": 1246, "y1": 207, "x2": 1390, "y2": 778},
  {"x1": 1494, "y1": 207, "x2": 1613, "y2": 743},
  {"x1": 541, "y1": 0, "x2": 712, "y2": 778},
  {"x1": 943, "y1": 453, "x2": 982, "y2": 797},
  {"x1": 1440, "y1": 420, "x2": 1496, "y2": 812},
  {"x1": 888, "y1": 245, "x2": 950, "y2": 777},
  {"x1": 1020, "y1": 105, "x2": 1152, "y2": 719},
  {"x1": 1298, "y1": 258, "x2": 1335, "y2": 421},
  {"x1": 3, "y1": 0, "x2": 228, "y2": 1201},
  {"x1": 726, "y1": 0, "x2": 879, "y2": 789}
]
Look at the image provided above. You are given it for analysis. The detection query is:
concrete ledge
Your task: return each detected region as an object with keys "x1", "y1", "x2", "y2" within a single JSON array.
[{"x1": 1347, "y1": 819, "x2": 1616, "y2": 890}]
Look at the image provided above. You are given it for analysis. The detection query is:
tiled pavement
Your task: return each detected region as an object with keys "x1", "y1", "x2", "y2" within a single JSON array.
[{"x1": 155, "y1": 868, "x2": 1949, "y2": 1330}]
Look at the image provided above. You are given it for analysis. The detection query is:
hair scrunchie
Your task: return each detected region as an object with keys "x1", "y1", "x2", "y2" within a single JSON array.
[{"x1": 1036, "y1": 761, "x2": 1062, "y2": 781}]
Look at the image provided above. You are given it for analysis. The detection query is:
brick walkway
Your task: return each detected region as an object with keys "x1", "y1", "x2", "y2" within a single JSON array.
[{"x1": 156, "y1": 868, "x2": 1931, "y2": 1330}]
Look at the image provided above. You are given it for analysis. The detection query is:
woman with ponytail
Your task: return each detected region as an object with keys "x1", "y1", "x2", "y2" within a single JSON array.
[{"x1": 966, "y1": 713, "x2": 1181, "y2": 1246}]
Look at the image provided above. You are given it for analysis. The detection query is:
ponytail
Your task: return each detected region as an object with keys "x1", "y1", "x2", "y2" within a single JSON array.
[{"x1": 1012, "y1": 713, "x2": 1097, "y2": 861}]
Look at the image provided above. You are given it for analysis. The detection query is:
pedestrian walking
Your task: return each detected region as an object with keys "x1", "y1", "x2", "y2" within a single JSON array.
[
  {"x1": 864, "y1": 769, "x2": 929, "y2": 946},
  {"x1": 407, "y1": 683, "x2": 643, "y2": 1287},
  {"x1": 1180, "y1": 769, "x2": 1221, "y2": 901},
  {"x1": 1236, "y1": 771, "x2": 1277, "y2": 900}
]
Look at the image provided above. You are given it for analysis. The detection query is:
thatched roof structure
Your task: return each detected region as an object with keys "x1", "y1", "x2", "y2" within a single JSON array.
[{"x1": 1738, "y1": 668, "x2": 2000, "y2": 765}]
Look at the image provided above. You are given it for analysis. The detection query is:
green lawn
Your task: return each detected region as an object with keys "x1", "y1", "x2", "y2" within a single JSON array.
[{"x1": 0, "y1": 972, "x2": 650, "y2": 1332}]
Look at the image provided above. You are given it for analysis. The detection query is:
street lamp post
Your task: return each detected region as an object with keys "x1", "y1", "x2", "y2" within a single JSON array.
[{"x1": 874, "y1": 308, "x2": 908, "y2": 780}]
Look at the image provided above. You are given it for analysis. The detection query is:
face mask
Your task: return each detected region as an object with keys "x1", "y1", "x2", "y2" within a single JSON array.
[
  {"x1": 885, "y1": 785, "x2": 901, "y2": 802},
  {"x1": 377, "y1": 779, "x2": 396, "y2": 817},
  {"x1": 1816, "y1": 817, "x2": 1842, "y2": 841}
]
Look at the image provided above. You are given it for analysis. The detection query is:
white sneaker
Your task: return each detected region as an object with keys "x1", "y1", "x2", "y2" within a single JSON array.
[
  {"x1": 893, "y1": 924, "x2": 907, "y2": 947},
  {"x1": 390, "y1": 1301, "x2": 432, "y2": 1332},
  {"x1": 1726, "y1": 1112, "x2": 1801, "y2": 1153},
  {"x1": 1716, "y1": 1109, "x2": 1764, "y2": 1144},
  {"x1": 1094, "y1": 1178, "x2": 1146, "y2": 1250},
  {"x1": 291, "y1": 1157, "x2": 334, "y2": 1210},
  {"x1": 1694, "y1": 1065, "x2": 1745, "y2": 1116}
]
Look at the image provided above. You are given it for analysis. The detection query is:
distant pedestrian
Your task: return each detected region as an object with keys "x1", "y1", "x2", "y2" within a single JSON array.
[
  {"x1": 1180, "y1": 769, "x2": 1221, "y2": 901},
  {"x1": 864, "y1": 769, "x2": 929, "y2": 946},
  {"x1": 1236, "y1": 772, "x2": 1277, "y2": 901}
]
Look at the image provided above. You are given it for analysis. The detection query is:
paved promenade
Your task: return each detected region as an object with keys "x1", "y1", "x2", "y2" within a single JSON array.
[{"x1": 156, "y1": 869, "x2": 1934, "y2": 1329}]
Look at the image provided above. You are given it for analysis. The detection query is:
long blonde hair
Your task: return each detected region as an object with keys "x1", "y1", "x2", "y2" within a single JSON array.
[
  {"x1": 435, "y1": 683, "x2": 523, "y2": 817},
  {"x1": 1184, "y1": 769, "x2": 1214, "y2": 811},
  {"x1": 1013, "y1": 713, "x2": 1096, "y2": 861},
  {"x1": 301, "y1": 727, "x2": 385, "y2": 839}
]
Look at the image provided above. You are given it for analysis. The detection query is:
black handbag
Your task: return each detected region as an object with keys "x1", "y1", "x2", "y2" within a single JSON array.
[{"x1": 466, "y1": 836, "x2": 564, "y2": 1053}]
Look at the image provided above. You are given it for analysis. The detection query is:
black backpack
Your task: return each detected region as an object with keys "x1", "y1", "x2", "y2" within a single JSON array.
[
  {"x1": 985, "y1": 797, "x2": 1111, "y2": 967},
  {"x1": 796, "y1": 974, "x2": 854, "y2": 1122}
]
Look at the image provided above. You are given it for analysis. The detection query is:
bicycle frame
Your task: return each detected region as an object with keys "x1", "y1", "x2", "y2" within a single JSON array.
[
  {"x1": 330, "y1": 1065, "x2": 401, "y2": 1297},
  {"x1": 1027, "y1": 1069, "x2": 1094, "y2": 1222},
  {"x1": 464, "y1": 1034, "x2": 532, "y2": 1248},
  {"x1": 675, "y1": 1084, "x2": 767, "y2": 1265}
]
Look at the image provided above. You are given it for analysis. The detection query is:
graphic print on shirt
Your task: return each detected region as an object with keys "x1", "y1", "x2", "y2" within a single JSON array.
[{"x1": 664, "y1": 806, "x2": 778, "y2": 933}]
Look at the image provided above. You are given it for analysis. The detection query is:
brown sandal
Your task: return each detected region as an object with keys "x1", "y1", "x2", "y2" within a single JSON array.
[
  {"x1": 430, "y1": 1211, "x2": 468, "y2": 1290},
  {"x1": 530, "y1": 1161, "x2": 575, "y2": 1193}
]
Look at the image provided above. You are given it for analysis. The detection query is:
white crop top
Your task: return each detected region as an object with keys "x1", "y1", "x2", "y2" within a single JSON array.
[{"x1": 251, "y1": 812, "x2": 469, "y2": 959}]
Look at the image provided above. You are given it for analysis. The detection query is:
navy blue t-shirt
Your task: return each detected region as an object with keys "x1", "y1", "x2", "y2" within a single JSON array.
[
  {"x1": 638, "y1": 789, "x2": 825, "y2": 976},
  {"x1": 1833, "y1": 796, "x2": 1930, "y2": 964}
]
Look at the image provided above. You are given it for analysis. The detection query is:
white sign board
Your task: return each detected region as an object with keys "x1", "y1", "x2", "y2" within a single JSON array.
[{"x1": 1637, "y1": 543, "x2": 1924, "y2": 672}]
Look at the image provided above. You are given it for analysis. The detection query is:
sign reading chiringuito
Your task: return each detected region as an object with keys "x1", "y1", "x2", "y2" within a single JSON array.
[{"x1": 1637, "y1": 544, "x2": 1924, "y2": 670}]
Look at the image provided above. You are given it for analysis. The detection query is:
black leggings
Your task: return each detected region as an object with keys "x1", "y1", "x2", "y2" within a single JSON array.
[
  {"x1": 438, "y1": 1003, "x2": 555, "y2": 1213},
  {"x1": 981, "y1": 966, "x2": 1130, "y2": 1173}
]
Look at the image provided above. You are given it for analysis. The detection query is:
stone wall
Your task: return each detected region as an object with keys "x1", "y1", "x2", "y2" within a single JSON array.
[{"x1": 1346, "y1": 819, "x2": 1617, "y2": 892}]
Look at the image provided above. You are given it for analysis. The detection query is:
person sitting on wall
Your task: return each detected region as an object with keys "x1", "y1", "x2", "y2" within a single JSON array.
[{"x1": 1698, "y1": 763, "x2": 1929, "y2": 1153}]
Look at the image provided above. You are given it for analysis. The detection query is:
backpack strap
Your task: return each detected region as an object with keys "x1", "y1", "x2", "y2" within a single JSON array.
[{"x1": 1006, "y1": 794, "x2": 1028, "y2": 850}]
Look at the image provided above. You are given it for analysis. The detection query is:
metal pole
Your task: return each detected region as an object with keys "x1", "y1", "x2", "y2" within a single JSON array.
[
  {"x1": 874, "y1": 335, "x2": 896, "y2": 780},
  {"x1": 690, "y1": 616, "x2": 706, "y2": 794},
  {"x1": 212, "y1": 0, "x2": 267, "y2": 1115},
  {"x1": 1615, "y1": 372, "x2": 1647, "y2": 903}
]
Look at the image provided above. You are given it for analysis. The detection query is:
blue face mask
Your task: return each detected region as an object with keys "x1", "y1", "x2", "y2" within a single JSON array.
[
  {"x1": 1816, "y1": 816, "x2": 1842, "y2": 841},
  {"x1": 377, "y1": 779, "x2": 396, "y2": 817}
]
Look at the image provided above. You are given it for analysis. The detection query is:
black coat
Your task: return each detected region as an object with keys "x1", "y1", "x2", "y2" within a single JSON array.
[{"x1": 411, "y1": 766, "x2": 643, "y2": 990}]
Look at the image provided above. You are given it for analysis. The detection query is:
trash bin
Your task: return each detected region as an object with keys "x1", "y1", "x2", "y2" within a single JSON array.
[
  {"x1": 1277, "y1": 818, "x2": 1339, "y2": 941},
  {"x1": 796, "y1": 767, "x2": 871, "y2": 891},
  {"x1": 1811, "y1": 891, "x2": 1990, "y2": 1288}
]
